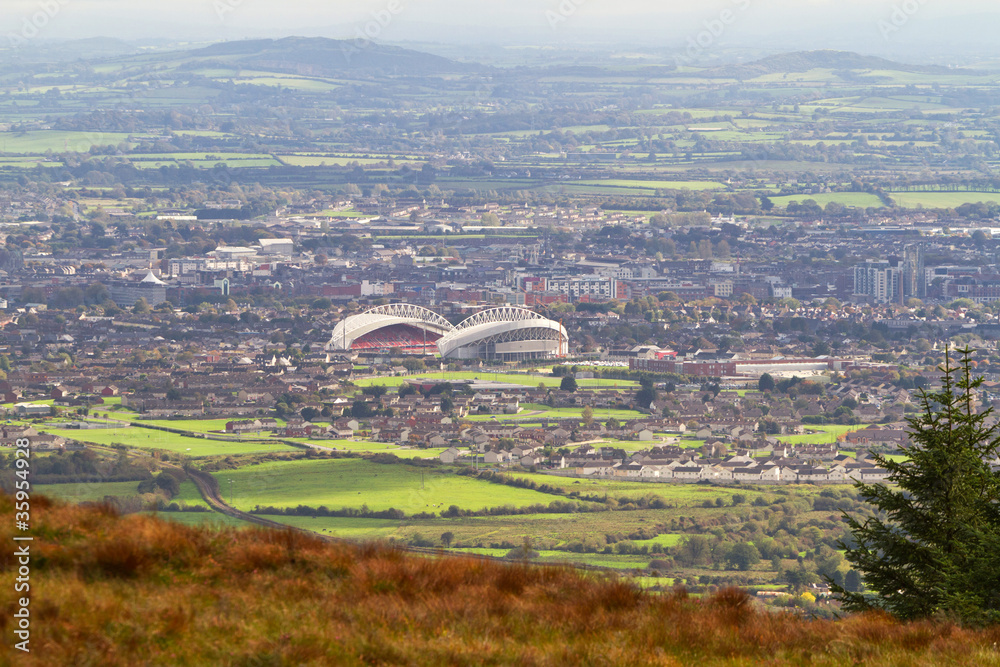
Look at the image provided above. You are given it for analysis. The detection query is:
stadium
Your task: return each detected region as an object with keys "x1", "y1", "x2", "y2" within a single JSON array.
[
  {"x1": 436, "y1": 307, "x2": 569, "y2": 361},
  {"x1": 328, "y1": 304, "x2": 453, "y2": 354},
  {"x1": 329, "y1": 304, "x2": 568, "y2": 361}
]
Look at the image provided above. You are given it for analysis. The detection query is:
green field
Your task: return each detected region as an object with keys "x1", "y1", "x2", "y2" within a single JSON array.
[
  {"x1": 769, "y1": 193, "x2": 885, "y2": 208},
  {"x1": 97, "y1": 417, "x2": 288, "y2": 434},
  {"x1": 37, "y1": 479, "x2": 207, "y2": 508},
  {"x1": 574, "y1": 179, "x2": 727, "y2": 191},
  {"x1": 143, "y1": 511, "x2": 250, "y2": 528},
  {"x1": 39, "y1": 426, "x2": 299, "y2": 457},
  {"x1": 632, "y1": 534, "x2": 685, "y2": 548},
  {"x1": 463, "y1": 404, "x2": 646, "y2": 423},
  {"x1": 36, "y1": 480, "x2": 147, "y2": 503},
  {"x1": 317, "y1": 209, "x2": 374, "y2": 218},
  {"x1": 353, "y1": 372, "x2": 637, "y2": 389},
  {"x1": 290, "y1": 438, "x2": 424, "y2": 454},
  {"x1": 889, "y1": 191, "x2": 1000, "y2": 209},
  {"x1": 451, "y1": 548, "x2": 653, "y2": 570},
  {"x1": 276, "y1": 437, "x2": 455, "y2": 460},
  {"x1": 775, "y1": 424, "x2": 867, "y2": 446},
  {"x1": 506, "y1": 472, "x2": 840, "y2": 507},
  {"x1": 280, "y1": 155, "x2": 422, "y2": 167},
  {"x1": 215, "y1": 458, "x2": 595, "y2": 515},
  {"x1": 264, "y1": 515, "x2": 402, "y2": 540},
  {"x1": 506, "y1": 473, "x2": 751, "y2": 504},
  {"x1": 143, "y1": 418, "x2": 247, "y2": 433},
  {"x1": 0, "y1": 130, "x2": 135, "y2": 154},
  {"x1": 526, "y1": 404, "x2": 645, "y2": 419},
  {"x1": 173, "y1": 480, "x2": 211, "y2": 508},
  {"x1": 127, "y1": 152, "x2": 274, "y2": 161},
  {"x1": 286, "y1": 445, "x2": 450, "y2": 460},
  {"x1": 232, "y1": 76, "x2": 339, "y2": 92},
  {"x1": 259, "y1": 516, "x2": 675, "y2": 570},
  {"x1": 265, "y1": 511, "x2": 678, "y2": 558},
  {"x1": 264, "y1": 505, "x2": 795, "y2": 566},
  {"x1": 300, "y1": 442, "x2": 456, "y2": 461}
]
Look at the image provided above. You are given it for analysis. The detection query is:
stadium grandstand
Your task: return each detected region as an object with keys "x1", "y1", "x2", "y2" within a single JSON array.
[
  {"x1": 329, "y1": 304, "x2": 569, "y2": 361},
  {"x1": 328, "y1": 304, "x2": 454, "y2": 354},
  {"x1": 437, "y1": 307, "x2": 569, "y2": 361}
]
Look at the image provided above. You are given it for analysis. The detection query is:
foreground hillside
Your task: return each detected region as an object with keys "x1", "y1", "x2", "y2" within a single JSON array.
[{"x1": 3, "y1": 496, "x2": 1000, "y2": 666}]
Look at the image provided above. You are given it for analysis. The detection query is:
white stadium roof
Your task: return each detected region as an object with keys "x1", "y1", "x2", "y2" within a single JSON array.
[
  {"x1": 437, "y1": 307, "x2": 568, "y2": 360},
  {"x1": 329, "y1": 303, "x2": 454, "y2": 351},
  {"x1": 330, "y1": 304, "x2": 569, "y2": 361}
]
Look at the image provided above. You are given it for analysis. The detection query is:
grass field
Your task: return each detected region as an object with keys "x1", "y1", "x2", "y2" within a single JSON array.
[
  {"x1": 36, "y1": 479, "x2": 208, "y2": 508},
  {"x1": 523, "y1": 405, "x2": 646, "y2": 419},
  {"x1": 173, "y1": 480, "x2": 211, "y2": 507},
  {"x1": 143, "y1": 511, "x2": 250, "y2": 528},
  {"x1": 0, "y1": 130, "x2": 135, "y2": 153},
  {"x1": 36, "y1": 480, "x2": 146, "y2": 502},
  {"x1": 263, "y1": 502, "x2": 836, "y2": 562},
  {"x1": 353, "y1": 372, "x2": 637, "y2": 389},
  {"x1": 448, "y1": 548, "x2": 653, "y2": 570},
  {"x1": 127, "y1": 152, "x2": 274, "y2": 161},
  {"x1": 294, "y1": 441, "x2": 455, "y2": 461},
  {"x1": 232, "y1": 76, "x2": 339, "y2": 92},
  {"x1": 215, "y1": 458, "x2": 593, "y2": 515},
  {"x1": 769, "y1": 193, "x2": 885, "y2": 208},
  {"x1": 513, "y1": 474, "x2": 750, "y2": 503},
  {"x1": 280, "y1": 155, "x2": 422, "y2": 167},
  {"x1": 889, "y1": 191, "x2": 1000, "y2": 208},
  {"x1": 574, "y1": 179, "x2": 727, "y2": 191},
  {"x1": 464, "y1": 404, "x2": 646, "y2": 423},
  {"x1": 99, "y1": 417, "x2": 288, "y2": 434},
  {"x1": 264, "y1": 515, "x2": 402, "y2": 540},
  {"x1": 288, "y1": 438, "x2": 395, "y2": 452},
  {"x1": 632, "y1": 534, "x2": 685, "y2": 548},
  {"x1": 292, "y1": 445, "x2": 451, "y2": 460},
  {"x1": 505, "y1": 472, "x2": 841, "y2": 508},
  {"x1": 39, "y1": 426, "x2": 299, "y2": 457},
  {"x1": 775, "y1": 424, "x2": 868, "y2": 445},
  {"x1": 265, "y1": 509, "x2": 702, "y2": 561}
]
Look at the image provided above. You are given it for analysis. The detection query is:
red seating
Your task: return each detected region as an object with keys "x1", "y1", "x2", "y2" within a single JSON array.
[{"x1": 352, "y1": 325, "x2": 442, "y2": 353}]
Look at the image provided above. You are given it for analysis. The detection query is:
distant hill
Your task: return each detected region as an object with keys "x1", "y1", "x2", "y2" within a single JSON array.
[
  {"x1": 182, "y1": 36, "x2": 479, "y2": 76},
  {"x1": 703, "y1": 50, "x2": 965, "y2": 78}
]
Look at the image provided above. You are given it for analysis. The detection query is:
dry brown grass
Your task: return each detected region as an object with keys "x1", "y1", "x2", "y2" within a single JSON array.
[{"x1": 4, "y1": 493, "x2": 1000, "y2": 665}]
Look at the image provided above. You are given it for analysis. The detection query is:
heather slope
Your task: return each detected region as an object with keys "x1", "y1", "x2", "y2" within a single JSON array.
[{"x1": 2, "y1": 495, "x2": 1000, "y2": 666}]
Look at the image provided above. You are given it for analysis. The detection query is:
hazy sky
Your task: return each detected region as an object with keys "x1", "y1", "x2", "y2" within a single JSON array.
[{"x1": 4, "y1": 0, "x2": 1000, "y2": 59}]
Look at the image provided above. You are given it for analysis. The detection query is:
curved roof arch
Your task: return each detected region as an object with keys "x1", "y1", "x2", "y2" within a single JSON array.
[
  {"x1": 329, "y1": 304, "x2": 454, "y2": 351},
  {"x1": 437, "y1": 307, "x2": 568, "y2": 359},
  {"x1": 451, "y1": 306, "x2": 551, "y2": 332}
]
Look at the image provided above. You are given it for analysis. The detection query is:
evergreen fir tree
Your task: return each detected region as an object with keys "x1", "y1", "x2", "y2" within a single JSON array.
[{"x1": 833, "y1": 348, "x2": 1000, "y2": 624}]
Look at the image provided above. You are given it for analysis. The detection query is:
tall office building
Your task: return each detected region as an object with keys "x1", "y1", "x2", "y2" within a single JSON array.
[
  {"x1": 902, "y1": 244, "x2": 925, "y2": 298},
  {"x1": 854, "y1": 260, "x2": 900, "y2": 304}
]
